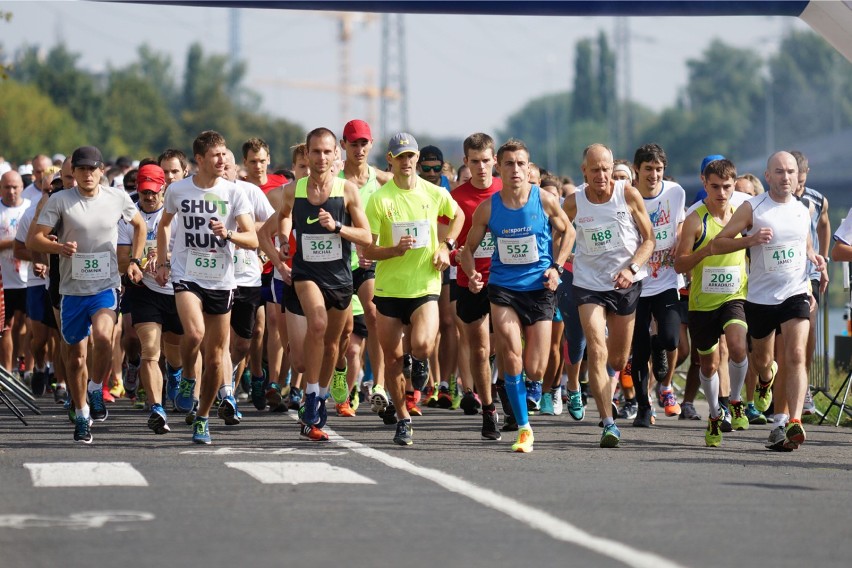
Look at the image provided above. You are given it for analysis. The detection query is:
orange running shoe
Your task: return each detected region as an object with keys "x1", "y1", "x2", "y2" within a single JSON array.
[
  {"x1": 336, "y1": 400, "x2": 356, "y2": 417},
  {"x1": 101, "y1": 385, "x2": 116, "y2": 404},
  {"x1": 300, "y1": 423, "x2": 329, "y2": 442},
  {"x1": 405, "y1": 393, "x2": 422, "y2": 417},
  {"x1": 660, "y1": 389, "x2": 681, "y2": 417}
]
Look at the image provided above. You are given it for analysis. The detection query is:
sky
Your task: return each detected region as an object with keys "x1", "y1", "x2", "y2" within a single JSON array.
[{"x1": 0, "y1": 2, "x2": 809, "y2": 142}]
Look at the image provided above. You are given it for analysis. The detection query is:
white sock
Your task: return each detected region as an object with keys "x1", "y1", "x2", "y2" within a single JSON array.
[
  {"x1": 774, "y1": 413, "x2": 789, "y2": 427},
  {"x1": 728, "y1": 357, "x2": 748, "y2": 402},
  {"x1": 87, "y1": 380, "x2": 101, "y2": 393},
  {"x1": 699, "y1": 370, "x2": 720, "y2": 419},
  {"x1": 319, "y1": 385, "x2": 329, "y2": 398},
  {"x1": 218, "y1": 385, "x2": 233, "y2": 400},
  {"x1": 78, "y1": 404, "x2": 90, "y2": 420},
  {"x1": 306, "y1": 382, "x2": 320, "y2": 396}
]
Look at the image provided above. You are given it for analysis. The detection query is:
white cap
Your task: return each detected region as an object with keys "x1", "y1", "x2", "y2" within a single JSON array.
[{"x1": 17, "y1": 164, "x2": 32, "y2": 175}]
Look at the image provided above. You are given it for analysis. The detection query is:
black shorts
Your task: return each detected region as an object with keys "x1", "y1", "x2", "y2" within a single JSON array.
[
  {"x1": 126, "y1": 284, "x2": 183, "y2": 335},
  {"x1": 449, "y1": 279, "x2": 461, "y2": 302},
  {"x1": 810, "y1": 279, "x2": 821, "y2": 307},
  {"x1": 456, "y1": 285, "x2": 491, "y2": 324},
  {"x1": 442, "y1": 268, "x2": 451, "y2": 286},
  {"x1": 688, "y1": 300, "x2": 746, "y2": 354},
  {"x1": 488, "y1": 284, "x2": 554, "y2": 326},
  {"x1": 373, "y1": 295, "x2": 438, "y2": 326},
  {"x1": 280, "y1": 280, "x2": 304, "y2": 316},
  {"x1": 745, "y1": 294, "x2": 811, "y2": 340},
  {"x1": 572, "y1": 281, "x2": 641, "y2": 316},
  {"x1": 352, "y1": 314, "x2": 368, "y2": 338},
  {"x1": 353, "y1": 266, "x2": 375, "y2": 294},
  {"x1": 294, "y1": 281, "x2": 352, "y2": 312},
  {"x1": 173, "y1": 280, "x2": 234, "y2": 316},
  {"x1": 4, "y1": 288, "x2": 26, "y2": 322},
  {"x1": 231, "y1": 285, "x2": 263, "y2": 339}
]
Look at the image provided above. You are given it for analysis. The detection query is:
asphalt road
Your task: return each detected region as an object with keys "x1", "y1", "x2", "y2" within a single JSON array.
[{"x1": 1, "y1": 396, "x2": 850, "y2": 568}]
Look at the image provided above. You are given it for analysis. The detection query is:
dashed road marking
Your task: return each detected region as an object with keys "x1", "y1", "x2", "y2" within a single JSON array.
[
  {"x1": 24, "y1": 462, "x2": 148, "y2": 488},
  {"x1": 225, "y1": 461, "x2": 376, "y2": 485}
]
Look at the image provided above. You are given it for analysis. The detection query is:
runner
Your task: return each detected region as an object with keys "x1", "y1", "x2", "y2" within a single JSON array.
[{"x1": 0, "y1": 170, "x2": 32, "y2": 374}]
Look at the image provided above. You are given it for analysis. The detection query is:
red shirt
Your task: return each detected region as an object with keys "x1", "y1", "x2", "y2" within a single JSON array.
[
  {"x1": 449, "y1": 178, "x2": 502, "y2": 287},
  {"x1": 260, "y1": 174, "x2": 288, "y2": 194}
]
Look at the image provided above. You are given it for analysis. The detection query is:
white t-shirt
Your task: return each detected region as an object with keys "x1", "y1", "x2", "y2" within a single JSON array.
[
  {"x1": 118, "y1": 204, "x2": 175, "y2": 295},
  {"x1": 164, "y1": 176, "x2": 251, "y2": 291},
  {"x1": 234, "y1": 179, "x2": 275, "y2": 288},
  {"x1": 833, "y1": 209, "x2": 852, "y2": 245},
  {"x1": 0, "y1": 198, "x2": 31, "y2": 289},
  {"x1": 641, "y1": 181, "x2": 686, "y2": 297},
  {"x1": 14, "y1": 200, "x2": 46, "y2": 288},
  {"x1": 21, "y1": 183, "x2": 42, "y2": 206}
]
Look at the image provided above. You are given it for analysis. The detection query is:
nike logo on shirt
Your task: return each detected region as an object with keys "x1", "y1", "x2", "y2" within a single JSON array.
[{"x1": 307, "y1": 217, "x2": 320, "y2": 224}]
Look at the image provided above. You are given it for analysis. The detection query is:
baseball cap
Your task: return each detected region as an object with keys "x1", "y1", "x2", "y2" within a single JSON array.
[
  {"x1": 700, "y1": 154, "x2": 725, "y2": 176},
  {"x1": 419, "y1": 145, "x2": 443, "y2": 164},
  {"x1": 343, "y1": 119, "x2": 372, "y2": 142},
  {"x1": 388, "y1": 132, "x2": 418, "y2": 157},
  {"x1": 71, "y1": 146, "x2": 104, "y2": 168},
  {"x1": 136, "y1": 164, "x2": 166, "y2": 193}
]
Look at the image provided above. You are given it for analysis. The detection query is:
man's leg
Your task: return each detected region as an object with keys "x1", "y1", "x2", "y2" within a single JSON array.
[{"x1": 175, "y1": 292, "x2": 206, "y2": 413}]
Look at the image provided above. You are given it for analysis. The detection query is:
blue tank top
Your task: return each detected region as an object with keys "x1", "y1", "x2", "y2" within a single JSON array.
[{"x1": 487, "y1": 185, "x2": 553, "y2": 291}]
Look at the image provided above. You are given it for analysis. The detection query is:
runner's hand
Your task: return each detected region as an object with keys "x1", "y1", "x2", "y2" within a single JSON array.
[
  {"x1": 318, "y1": 208, "x2": 336, "y2": 232},
  {"x1": 543, "y1": 267, "x2": 560, "y2": 291},
  {"x1": 127, "y1": 263, "x2": 143, "y2": 284},
  {"x1": 468, "y1": 271, "x2": 484, "y2": 293},
  {"x1": 395, "y1": 235, "x2": 415, "y2": 256},
  {"x1": 155, "y1": 265, "x2": 170, "y2": 287}
]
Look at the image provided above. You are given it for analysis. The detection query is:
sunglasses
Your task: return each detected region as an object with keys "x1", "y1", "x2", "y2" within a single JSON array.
[{"x1": 419, "y1": 165, "x2": 442, "y2": 173}]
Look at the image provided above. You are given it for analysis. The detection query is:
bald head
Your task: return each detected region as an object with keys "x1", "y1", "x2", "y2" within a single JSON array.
[
  {"x1": 581, "y1": 143, "x2": 615, "y2": 193},
  {"x1": 0, "y1": 170, "x2": 24, "y2": 206},
  {"x1": 31, "y1": 154, "x2": 52, "y2": 183},
  {"x1": 583, "y1": 143, "x2": 613, "y2": 165}
]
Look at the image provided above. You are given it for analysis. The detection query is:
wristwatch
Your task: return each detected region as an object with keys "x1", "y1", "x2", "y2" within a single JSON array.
[
  {"x1": 444, "y1": 238, "x2": 457, "y2": 251},
  {"x1": 550, "y1": 262, "x2": 565, "y2": 275},
  {"x1": 334, "y1": 221, "x2": 343, "y2": 234},
  {"x1": 225, "y1": 230, "x2": 233, "y2": 241},
  {"x1": 629, "y1": 262, "x2": 640, "y2": 275},
  {"x1": 129, "y1": 258, "x2": 142, "y2": 268}
]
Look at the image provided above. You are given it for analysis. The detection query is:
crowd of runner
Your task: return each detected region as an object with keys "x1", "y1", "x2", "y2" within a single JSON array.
[{"x1": 0, "y1": 121, "x2": 844, "y2": 452}]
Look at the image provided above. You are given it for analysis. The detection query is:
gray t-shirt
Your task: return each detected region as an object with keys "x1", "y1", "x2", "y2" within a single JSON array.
[{"x1": 37, "y1": 186, "x2": 138, "y2": 296}]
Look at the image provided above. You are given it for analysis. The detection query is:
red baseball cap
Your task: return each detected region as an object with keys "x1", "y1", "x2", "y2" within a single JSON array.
[
  {"x1": 137, "y1": 164, "x2": 165, "y2": 193},
  {"x1": 343, "y1": 119, "x2": 372, "y2": 142}
]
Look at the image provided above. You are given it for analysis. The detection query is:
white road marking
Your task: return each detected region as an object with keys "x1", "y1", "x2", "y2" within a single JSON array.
[
  {"x1": 225, "y1": 461, "x2": 376, "y2": 485},
  {"x1": 0, "y1": 511, "x2": 154, "y2": 530},
  {"x1": 181, "y1": 447, "x2": 347, "y2": 456},
  {"x1": 24, "y1": 462, "x2": 148, "y2": 488}
]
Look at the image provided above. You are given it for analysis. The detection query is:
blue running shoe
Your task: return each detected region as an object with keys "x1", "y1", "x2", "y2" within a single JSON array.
[
  {"x1": 88, "y1": 389, "x2": 108, "y2": 422},
  {"x1": 217, "y1": 395, "x2": 241, "y2": 426},
  {"x1": 192, "y1": 417, "x2": 211, "y2": 444},
  {"x1": 526, "y1": 380, "x2": 542, "y2": 412},
  {"x1": 600, "y1": 423, "x2": 621, "y2": 448},
  {"x1": 174, "y1": 377, "x2": 197, "y2": 413},
  {"x1": 251, "y1": 375, "x2": 267, "y2": 410},
  {"x1": 74, "y1": 415, "x2": 93, "y2": 444},
  {"x1": 301, "y1": 392, "x2": 318, "y2": 425},
  {"x1": 166, "y1": 364, "x2": 181, "y2": 408},
  {"x1": 147, "y1": 404, "x2": 171, "y2": 435},
  {"x1": 317, "y1": 395, "x2": 328, "y2": 429}
]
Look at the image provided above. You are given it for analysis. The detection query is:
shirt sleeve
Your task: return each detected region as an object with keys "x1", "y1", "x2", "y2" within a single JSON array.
[
  {"x1": 15, "y1": 210, "x2": 32, "y2": 243},
  {"x1": 116, "y1": 219, "x2": 132, "y2": 246},
  {"x1": 121, "y1": 193, "x2": 138, "y2": 223},
  {"x1": 833, "y1": 209, "x2": 852, "y2": 244},
  {"x1": 231, "y1": 187, "x2": 252, "y2": 218},
  {"x1": 36, "y1": 193, "x2": 60, "y2": 229}
]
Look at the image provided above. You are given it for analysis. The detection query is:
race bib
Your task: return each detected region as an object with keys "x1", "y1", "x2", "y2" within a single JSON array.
[
  {"x1": 301, "y1": 233, "x2": 342, "y2": 262},
  {"x1": 762, "y1": 241, "x2": 805, "y2": 273},
  {"x1": 654, "y1": 222, "x2": 675, "y2": 251},
  {"x1": 582, "y1": 223, "x2": 623, "y2": 255},
  {"x1": 71, "y1": 252, "x2": 110, "y2": 281},
  {"x1": 392, "y1": 220, "x2": 430, "y2": 249},
  {"x1": 186, "y1": 249, "x2": 226, "y2": 280},
  {"x1": 701, "y1": 266, "x2": 741, "y2": 294},
  {"x1": 497, "y1": 235, "x2": 539, "y2": 265},
  {"x1": 233, "y1": 248, "x2": 254, "y2": 274},
  {"x1": 474, "y1": 231, "x2": 495, "y2": 259},
  {"x1": 449, "y1": 265, "x2": 458, "y2": 279}
]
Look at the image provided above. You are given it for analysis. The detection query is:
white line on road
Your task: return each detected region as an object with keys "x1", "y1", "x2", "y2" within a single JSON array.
[
  {"x1": 225, "y1": 461, "x2": 376, "y2": 485},
  {"x1": 24, "y1": 462, "x2": 148, "y2": 488}
]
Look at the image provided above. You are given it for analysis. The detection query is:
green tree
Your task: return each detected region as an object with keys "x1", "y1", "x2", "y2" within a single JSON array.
[{"x1": 571, "y1": 39, "x2": 599, "y2": 122}]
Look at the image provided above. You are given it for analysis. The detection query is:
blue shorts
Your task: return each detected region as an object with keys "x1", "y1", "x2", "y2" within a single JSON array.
[
  {"x1": 26, "y1": 285, "x2": 47, "y2": 322},
  {"x1": 60, "y1": 289, "x2": 119, "y2": 345}
]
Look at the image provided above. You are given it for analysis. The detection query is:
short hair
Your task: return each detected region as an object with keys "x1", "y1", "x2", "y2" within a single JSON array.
[
  {"x1": 192, "y1": 130, "x2": 226, "y2": 158},
  {"x1": 633, "y1": 143, "x2": 667, "y2": 169},
  {"x1": 742, "y1": 173, "x2": 765, "y2": 194},
  {"x1": 582, "y1": 143, "x2": 612, "y2": 162},
  {"x1": 497, "y1": 138, "x2": 530, "y2": 164},
  {"x1": 702, "y1": 158, "x2": 737, "y2": 181},
  {"x1": 157, "y1": 149, "x2": 188, "y2": 171},
  {"x1": 137, "y1": 157, "x2": 158, "y2": 169},
  {"x1": 789, "y1": 150, "x2": 808, "y2": 173},
  {"x1": 306, "y1": 127, "x2": 336, "y2": 151},
  {"x1": 462, "y1": 132, "x2": 495, "y2": 157},
  {"x1": 540, "y1": 174, "x2": 560, "y2": 189},
  {"x1": 242, "y1": 137, "x2": 270, "y2": 161},
  {"x1": 291, "y1": 143, "x2": 308, "y2": 165}
]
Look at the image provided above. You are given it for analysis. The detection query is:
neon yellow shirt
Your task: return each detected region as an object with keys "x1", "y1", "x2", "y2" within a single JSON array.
[
  {"x1": 689, "y1": 204, "x2": 748, "y2": 312},
  {"x1": 366, "y1": 177, "x2": 456, "y2": 298}
]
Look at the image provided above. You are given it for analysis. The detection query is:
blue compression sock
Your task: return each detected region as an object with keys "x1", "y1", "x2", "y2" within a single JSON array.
[{"x1": 504, "y1": 373, "x2": 529, "y2": 428}]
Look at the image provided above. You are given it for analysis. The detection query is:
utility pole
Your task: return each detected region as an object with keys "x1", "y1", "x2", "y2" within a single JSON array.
[{"x1": 380, "y1": 14, "x2": 409, "y2": 142}]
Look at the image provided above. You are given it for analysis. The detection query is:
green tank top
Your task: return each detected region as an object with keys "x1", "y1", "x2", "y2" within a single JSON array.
[
  {"x1": 339, "y1": 166, "x2": 381, "y2": 271},
  {"x1": 688, "y1": 203, "x2": 748, "y2": 312}
]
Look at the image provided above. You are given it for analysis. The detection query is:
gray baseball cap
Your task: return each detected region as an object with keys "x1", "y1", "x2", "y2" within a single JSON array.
[{"x1": 387, "y1": 132, "x2": 418, "y2": 157}]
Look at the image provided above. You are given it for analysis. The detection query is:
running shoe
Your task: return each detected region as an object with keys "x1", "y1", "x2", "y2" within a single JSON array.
[
  {"x1": 459, "y1": 390, "x2": 482, "y2": 416},
  {"x1": 411, "y1": 358, "x2": 429, "y2": 391},
  {"x1": 765, "y1": 425, "x2": 791, "y2": 452},
  {"x1": 106, "y1": 380, "x2": 122, "y2": 401},
  {"x1": 266, "y1": 382, "x2": 283, "y2": 410},
  {"x1": 783, "y1": 420, "x2": 806, "y2": 450},
  {"x1": 450, "y1": 384, "x2": 462, "y2": 410},
  {"x1": 184, "y1": 400, "x2": 198, "y2": 425},
  {"x1": 370, "y1": 384, "x2": 389, "y2": 414},
  {"x1": 102, "y1": 385, "x2": 117, "y2": 403},
  {"x1": 174, "y1": 377, "x2": 197, "y2": 413},
  {"x1": 331, "y1": 367, "x2": 349, "y2": 404},
  {"x1": 730, "y1": 401, "x2": 748, "y2": 431},
  {"x1": 481, "y1": 407, "x2": 501, "y2": 441},
  {"x1": 633, "y1": 405, "x2": 654, "y2": 428},
  {"x1": 501, "y1": 414, "x2": 519, "y2": 432},
  {"x1": 380, "y1": 403, "x2": 398, "y2": 425},
  {"x1": 317, "y1": 395, "x2": 328, "y2": 428},
  {"x1": 719, "y1": 405, "x2": 733, "y2": 433},
  {"x1": 300, "y1": 423, "x2": 329, "y2": 442},
  {"x1": 705, "y1": 415, "x2": 722, "y2": 447},
  {"x1": 425, "y1": 385, "x2": 440, "y2": 408},
  {"x1": 745, "y1": 403, "x2": 767, "y2": 425},
  {"x1": 192, "y1": 417, "x2": 211, "y2": 444},
  {"x1": 405, "y1": 392, "x2": 422, "y2": 417},
  {"x1": 526, "y1": 380, "x2": 541, "y2": 412},
  {"x1": 53, "y1": 383, "x2": 67, "y2": 404},
  {"x1": 251, "y1": 376, "x2": 267, "y2": 410},
  {"x1": 512, "y1": 427, "x2": 534, "y2": 453},
  {"x1": 660, "y1": 389, "x2": 681, "y2": 417},
  {"x1": 567, "y1": 389, "x2": 585, "y2": 421},
  {"x1": 30, "y1": 369, "x2": 47, "y2": 397},
  {"x1": 802, "y1": 388, "x2": 816, "y2": 416},
  {"x1": 617, "y1": 399, "x2": 638, "y2": 420},
  {"x1": 336, "y1": 400, "x2": 356, "y2": 417},
  {"x1": 402, "y1": 353, "x2": 412, "y2": 380},
  {"x1": 437, "y1": 386, "x2": 453, "y2": 409},
  {"x1": 74, "y1": 415, "x2": 93, "y2": 444},
  {"x1": 147, "y1": 404, "x2": 171, "y2": 435},
  {"x1": 88, "y1": 389, "x2": 108, "y2": 422},
  {"x1": 217, "y1": 394, "x2": 241, "y2": 426},
  {"x1": 393, "y1": 419, "x2": 413, "y2": 446},
  {"x1": 679, "y1": 401, "x2": 702, "y2": 421},
  {"x1": 349, "y1": 385, "x2": 360, "y2": 413},
  {"x1": 600, "y1": 423, "x2": 621, "y2": 448},
  {"x1": 540, "y1": 392, "x2": 555, "y2": 415},
  {"x1": 301, "y1": 391, "x2": 319, "y2": 426},
  {"x1": 754, "y1": 361, "x2": 777, "y2": 413},
  {"x1": 132, "y1": 388, "x2": 148, "y2": 410},
  {"x1": 123, "y1": 363, "x2": 140, "y2": 398},
  {"x1": 288, "y1": 387, "x2": 303, "y2": 411},
  {"x1": 551, "y1": 389, "x2": 563, "y2": 415},
  {"x1": 166, "y1": 365, "x2": 181, "y2": 408}
]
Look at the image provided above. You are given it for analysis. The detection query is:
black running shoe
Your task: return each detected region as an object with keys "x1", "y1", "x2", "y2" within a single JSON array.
[
  {"x1": 481, "y1": 408, "x2": 501, "y2": 441},
  {"x1": 393, "y1": 419, "x2": 413, "y2": 446},
  {"x1": 632, "y1": 405, "x2": 654, "y2": 428},
  {"x1": 411, "y1": 357, "x2": 429, "y2": 391},
  {"x1": 31, "y1": 370, "x2": 47, "y2": 397},
  {"x1": 380, "y1": 403, "x2": 398, "y2": 425}
]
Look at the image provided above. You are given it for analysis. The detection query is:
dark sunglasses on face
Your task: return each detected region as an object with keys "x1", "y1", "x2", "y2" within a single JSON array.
[{"x1": 419, "y1": 165, "x2": 442, "y2": 173}]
